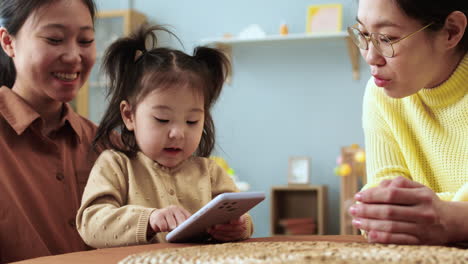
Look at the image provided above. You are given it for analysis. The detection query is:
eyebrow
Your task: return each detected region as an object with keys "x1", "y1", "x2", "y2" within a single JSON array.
[
  {"x1": 152, "y1": 105, "x2": 204, "y2": 113},
  {"x1": 356, "y1": 17, "x2": 402, "y2": 29},
  {"x1": 39, "y1": 23, "x2": 94, "y2": 32}
]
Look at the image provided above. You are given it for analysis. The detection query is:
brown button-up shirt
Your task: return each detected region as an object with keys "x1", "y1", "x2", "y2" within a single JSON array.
[{"x1": 0, "y1": 87, "x2": 100, "y2": 262}]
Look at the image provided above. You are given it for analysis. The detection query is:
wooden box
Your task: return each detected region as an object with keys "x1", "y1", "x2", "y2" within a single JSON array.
[{"x1": 271, "y1": 185, "x2": 327, "y2": 235}]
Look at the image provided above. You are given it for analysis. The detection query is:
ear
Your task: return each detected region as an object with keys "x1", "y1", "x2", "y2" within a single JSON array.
[
  {"x1": 0, "y1": 27, "x2": 15, "y2": 58},
  {"x1": 120, "y1": 100, "x2": 135, "y2": 131},
  {"x1": 442, "y1": 11, "x2": 467, "y2": 50}
]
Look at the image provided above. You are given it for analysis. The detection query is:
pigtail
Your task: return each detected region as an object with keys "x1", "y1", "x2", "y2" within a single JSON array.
[
  {"x1": 192, "y1": 47, "x2": 231, "y2": 157},
  {"x1": 93, "y1": 23, "x2": 160, "y2": 155},
  {"x1": 193, "y1": 47, "x2": 231, "y2": 106}
]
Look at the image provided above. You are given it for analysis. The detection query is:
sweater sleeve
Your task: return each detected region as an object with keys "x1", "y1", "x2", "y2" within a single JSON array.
[
  {"x1": 76, "y1": 150, "x2": 155, "y2": 248},
  {"x1": 208, "y1": 160, "x2": 254, "y2": 239},
  {"x1": 361, "y1": 79, "x2": 412, "y2": 190}
]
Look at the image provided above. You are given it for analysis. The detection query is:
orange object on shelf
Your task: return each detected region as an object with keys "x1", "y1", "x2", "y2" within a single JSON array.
[{"x1": 280, "y1": 23, "x2": 289, "y2": 35}]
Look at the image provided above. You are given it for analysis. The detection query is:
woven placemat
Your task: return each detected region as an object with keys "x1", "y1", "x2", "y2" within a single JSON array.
[{"x1": 119, "y1": 241, "x2": 468, "y2": 264}]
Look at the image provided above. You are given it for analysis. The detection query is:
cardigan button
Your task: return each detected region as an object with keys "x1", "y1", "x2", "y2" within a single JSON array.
[
  {"x1": 169, "y1": 189, "x2": 175, "y2": 195},
  {"x1": 56, "y1": 173, "x2": 65, "y2": 181},
  {"x1": 68, "y1": 219, "x2": 76, "y2": 228}
]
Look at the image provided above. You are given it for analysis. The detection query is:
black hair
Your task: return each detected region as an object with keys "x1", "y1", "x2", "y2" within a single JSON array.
[
  {"x1": 0, "y1": 0, "x2": 97, "y2": 88},
  {"x1": 394, "y1": 0, "x2": 467, "y2": 53},
  {"x1": 93, "y1": 24, "x2": 231, "y2": 158}
]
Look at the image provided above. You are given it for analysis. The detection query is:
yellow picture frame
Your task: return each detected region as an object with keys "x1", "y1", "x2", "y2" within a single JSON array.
[{"x1": 306, "y1": 4, "x2": 343, "y2": 33}]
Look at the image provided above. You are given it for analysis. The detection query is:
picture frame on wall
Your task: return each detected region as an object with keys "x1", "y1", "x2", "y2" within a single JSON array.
[
  {"x1": 288, "y1": 157, "x2": 311, "y2": 185},
  {"x1": 306, "y1": 4, "x2": 343, "y2": 34}
]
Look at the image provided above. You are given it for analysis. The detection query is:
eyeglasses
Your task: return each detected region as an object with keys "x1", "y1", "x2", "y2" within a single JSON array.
[{"x1": 347, "y1": 23, "x2": 433, "y2": 58}]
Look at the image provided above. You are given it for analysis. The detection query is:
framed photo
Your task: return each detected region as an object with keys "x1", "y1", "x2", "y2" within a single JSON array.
[
  {"x1": 306, "y1": 4, "x2": 343, "y2": 33},
  {"x1": 288, "y1": 157, "x2": 311, "y2": 185}
]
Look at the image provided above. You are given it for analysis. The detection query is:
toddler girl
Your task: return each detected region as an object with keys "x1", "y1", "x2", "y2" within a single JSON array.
[{"x1": 76, "y1": 24, "x2": 252, "y2": 248}]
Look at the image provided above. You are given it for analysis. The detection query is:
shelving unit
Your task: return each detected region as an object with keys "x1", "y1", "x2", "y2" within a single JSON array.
[
  {"x1": 271, "y1": 185, "x2": 327, "y2": 236},
  {"x1": 200, "y1": 32, "x2": 360, "y2": 80},
  {"x1": 74, "y1": 9, "x2": 147, "y2": 120},
  {"x1": 339, "y1": 145, "x2": 366, "y2": 235}
]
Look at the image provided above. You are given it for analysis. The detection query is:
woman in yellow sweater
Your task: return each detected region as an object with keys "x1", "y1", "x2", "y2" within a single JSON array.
[{"x1": 347, "y1": 0, "x2": 467, "y2": 245}]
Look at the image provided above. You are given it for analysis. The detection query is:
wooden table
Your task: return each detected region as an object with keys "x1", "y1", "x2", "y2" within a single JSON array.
[{"x1": 12, "y1": 235, "x2": 366, "y2": 264}]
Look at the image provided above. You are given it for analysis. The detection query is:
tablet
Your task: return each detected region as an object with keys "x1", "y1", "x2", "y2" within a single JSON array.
[{"x1": 166, "y1": 192, "x2": 265, "y2": 243}]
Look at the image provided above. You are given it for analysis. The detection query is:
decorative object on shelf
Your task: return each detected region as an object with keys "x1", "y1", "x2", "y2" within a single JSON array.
[
  {"x1": 238, "y1": 24, "x2": 266, "y2": 40},
  {"x1": 306, "y1": 4, "x2": 343, "y2": 34},
  {"x1": 287, "y1": 156, "x2": 311, "y2": 185},
  {"x1": 222, "y1": 33, "x2": 233, "y2": 39},
  {"x1": 334, "y1": 144, "x2": 366, "y2": 235},
  {"x1": 210, "y1": 156, "x2": 250, "y2": 192},
  {"x1": 279, "y1": 21, "x2": 289, "y2": 35}
]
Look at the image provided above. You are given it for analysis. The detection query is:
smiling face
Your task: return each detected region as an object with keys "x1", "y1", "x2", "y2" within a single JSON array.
[
  {"x1": 357, "y1": 0, "x2": 448, "y2": 98},
  {"x1": 6, "y1": 0, "x2": 96, "y2": 105},
  {"x1": 122, "y1": 85, "x2": 205, "y2": 168}
]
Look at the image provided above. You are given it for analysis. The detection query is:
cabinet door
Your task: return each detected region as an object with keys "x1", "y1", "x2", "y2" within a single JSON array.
[
  {"x1": 73, "y1": 10, "x2": 146, "y2": 122},
  {"x1": 87, "y1": 16, "x2": 124, "y2": 123}
]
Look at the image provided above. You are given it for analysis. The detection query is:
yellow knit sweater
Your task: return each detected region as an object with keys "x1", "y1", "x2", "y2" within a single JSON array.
[
  {"x1": 76, "y1": 150, "x2": 253, "y2": 248},
  {"x1": 362, "y1": 53, "x2": 468, "y2": 201}
]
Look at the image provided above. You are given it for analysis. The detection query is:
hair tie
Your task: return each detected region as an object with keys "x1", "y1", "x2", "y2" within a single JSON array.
[{"x1": 134, "y1": 49, "x2": 146, "y2": 63}]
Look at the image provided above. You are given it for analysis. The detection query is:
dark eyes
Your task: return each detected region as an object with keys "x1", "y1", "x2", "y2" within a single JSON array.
[
  {"x1": 155, "y1": 117, "x2": 169, "y2": 123},
  {"x1": 361, "y1": 31, "x2": 370, "y2": 37},
  {"x1": 46, "y1": 38, "x2": 62, "y2": 44},
  {"x1": 154, "y1": 117, "x2": 198, "y2": 125},
  {"x1": 45, "y1": 38, "x2": 94, "y2": 45},
  {"x1": 80, "y1": 39, "x2": 95, "y2": 45}
]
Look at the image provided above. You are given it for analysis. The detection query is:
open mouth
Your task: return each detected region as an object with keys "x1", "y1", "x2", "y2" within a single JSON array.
[
  {"x1": 53, "y1": 72, "x2": 79, "y2": 82},
  {"x1": 164, "y1": 147, "x2": 182, "y2": 153}
]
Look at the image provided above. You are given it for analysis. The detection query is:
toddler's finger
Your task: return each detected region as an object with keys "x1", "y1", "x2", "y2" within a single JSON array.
[
  {"x1": 173, "y1": 209, "x2": 188, "y2": 226},
  {"x1": 164, "y1": 213, "x2": 177, "y2": 230},
  {"x1": 180, "y1": 207, "x2": 192, "y2": 219}
]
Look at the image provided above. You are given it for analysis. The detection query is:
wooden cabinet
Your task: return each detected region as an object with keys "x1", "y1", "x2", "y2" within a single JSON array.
[
  {"x1": 271, "y1": 185, "x2": 327, "y2": 236},
  {"x1": 73, "y1": 9, "x2": 146, "y2": 122}
]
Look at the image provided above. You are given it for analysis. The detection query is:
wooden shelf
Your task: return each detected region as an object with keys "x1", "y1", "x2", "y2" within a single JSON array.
[
  {"x1": 201, "y1": 32, "x2": 348, "y2": 45},
  {"x1": 271, "y1": 185, "x2": 328, "y2": 236},
  {"x1": 200, "y1": 32, "x2": 360, "y2": 80}
]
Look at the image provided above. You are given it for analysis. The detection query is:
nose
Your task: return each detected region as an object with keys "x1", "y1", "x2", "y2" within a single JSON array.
[
  {"x1": 61, "y1": 43, "x2": 82, "y2": 65},
  {"x1": 362, "y1": 41, "x2": 386, "y2": 67},
  {"x1": 168, "y1": 125, "x2": 184, "y2": 140}
]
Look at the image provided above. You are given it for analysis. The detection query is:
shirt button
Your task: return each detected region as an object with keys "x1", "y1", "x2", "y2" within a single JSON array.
[
  {"x1": 56, "y1": 173, "x2": 65, "y2": 181},
  {"x1": 68, "y1": 219, "x2": 76, "y2": 228},
  {"x1": 169, "y1": 189, "x2": 175, "y2": 195}
]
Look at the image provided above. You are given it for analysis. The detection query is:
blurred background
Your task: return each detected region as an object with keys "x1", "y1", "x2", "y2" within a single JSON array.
[{"x1": 79, "y1": 0, "x2": 371, "y2": 237}]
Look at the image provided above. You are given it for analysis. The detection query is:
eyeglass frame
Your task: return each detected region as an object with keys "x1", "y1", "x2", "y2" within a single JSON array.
[{"x1": 347, "y1": 22, "x2": 434, "y2": 58}]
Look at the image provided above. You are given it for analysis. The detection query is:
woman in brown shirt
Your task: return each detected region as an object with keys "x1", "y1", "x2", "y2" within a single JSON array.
[{"x1": 0, "y1": 0, "x2": 100, "y2": 262}]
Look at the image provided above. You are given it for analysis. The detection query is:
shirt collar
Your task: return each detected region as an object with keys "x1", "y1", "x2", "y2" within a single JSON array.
[
  {"x1": 62, "y1": 102, "x2": 84, "y2": 143},
  {"x1": 0, "y1": 86, "x2": 84, "y2": 142},
  {"x1": 0, "y1": 86, "x2": 40, "y2": 135}
]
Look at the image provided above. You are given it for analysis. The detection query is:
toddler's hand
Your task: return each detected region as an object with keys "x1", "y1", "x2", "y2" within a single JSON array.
[
  {"x1": 149, "y1": 205, "x2": 191, "y2": 233},
  {"x1": 207, "y1": 214, "x2": 248, "y2": 242}
]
